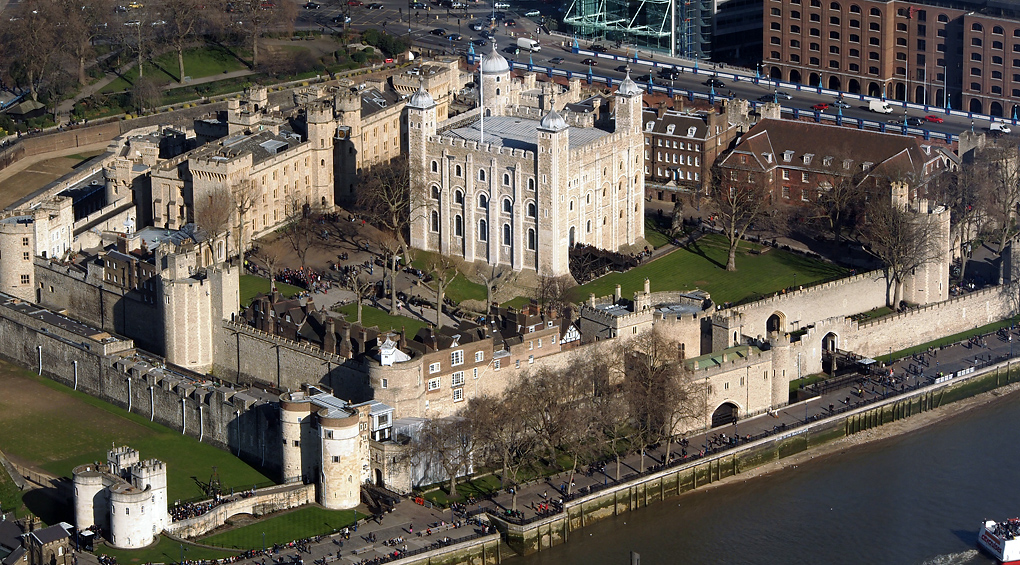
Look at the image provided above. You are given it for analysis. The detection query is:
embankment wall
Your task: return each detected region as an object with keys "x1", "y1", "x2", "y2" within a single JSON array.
[{"x1": 167, "y1": 484, "x2": 314, "y2": 539}]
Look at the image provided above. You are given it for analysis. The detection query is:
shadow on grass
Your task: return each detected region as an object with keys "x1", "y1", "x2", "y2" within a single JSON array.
[
  {"x1": 683, "y1": 236, "x2": 725, "y2": 270},
  {"x1": 22, "y1": 488, "x2": 71, "y2": 525}
]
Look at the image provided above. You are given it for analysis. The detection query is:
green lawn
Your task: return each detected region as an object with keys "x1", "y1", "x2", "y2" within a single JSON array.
[
  {"x1": 500, "y1": 296, "x2": 533, "y2": 309},
  {"x1": 336, "y1": 303, "x2": 429, "y2": 337},
  {"x1": 643, "y1": 217, "x2": 671, "y2": 249},
  {"x1": 239, "y1": 274, "x2": 304, "y2": 307},
  {"x1": 102, "y1": 46, "x2": 249, "y2": 93},
  {"x1": 0, "y1": 364, "x2": 271, "y2": 504},
  {"x1": 98, "y1": 536, "x2": 234, "y2": 565},
  {"x1": 445, "y1": 274, "x2": 487, "y2": 303},
  {"x1": 877, "y1": 318, "x2": 1015, "y2": 363},
  {"x1": 573, "y1": 234, "x2": 847, "y2": 305},
  {"x1": 201, "y1": 506, "x2": 358, "y2": 549},
  {"x1": 421, "y1": 474, "x2": 502, "y2": 507},
  {"x1": 0, "y1": 467, "x2": 25, "y2": 518}
]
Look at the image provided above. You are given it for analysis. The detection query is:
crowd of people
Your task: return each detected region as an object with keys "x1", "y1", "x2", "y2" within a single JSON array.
[
  {"x1": 275, "y1": 267, "x2": 332, "y2": 295},
  {"x1": 170, "y1": 488, "x2": 257, "y2": 522}
]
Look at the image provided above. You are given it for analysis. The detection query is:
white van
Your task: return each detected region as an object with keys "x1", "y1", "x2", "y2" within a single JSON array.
[
  {"x1": 869, "y1": 100, "x2": 893, "y2": 114},
  {"x1": 493, "y1": 2, "x2": 509, "y2": 8},
  {"x1": 517, "y1": 37, "x2": 540, "y2": 51},
  {"x1": 991, "y1": 121, "x2": 1012, "y2": 134}
]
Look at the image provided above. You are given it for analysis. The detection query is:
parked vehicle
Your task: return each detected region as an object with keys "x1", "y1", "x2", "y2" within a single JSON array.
[
  {"x1": 517, "y1": 37, "x2": 540, "y2": 51},
  {"x1": 525, "y1": 9, "x2": 540, "y2": 16},
  {"x1": 493, "y1": 1, "x2": 509, "y2": 8},
  {"x1": 868, "y1": 100, "x2": 893, "y2": 113}
]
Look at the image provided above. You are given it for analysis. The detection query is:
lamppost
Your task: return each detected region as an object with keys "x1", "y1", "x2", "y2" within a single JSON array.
[{"x1": 262, "y1": 532, "x2": 266, "y2": 555}]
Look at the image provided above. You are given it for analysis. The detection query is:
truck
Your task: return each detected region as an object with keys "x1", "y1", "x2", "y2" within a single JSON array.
[
  {"x1": 869, "y1": 100, "x2": 893, "y2": 113},
  {"x1": 517, "y1": 37, "x2": 540, "y2": 52}
]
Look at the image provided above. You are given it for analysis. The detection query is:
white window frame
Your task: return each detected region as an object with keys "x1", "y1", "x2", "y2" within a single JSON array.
[
  {"x1": 451, "y1": 371, "x2": 465, "y2": 387},
  {"x1": 427, "y1": 377, "x2": 441, "y2": 391},
  {"x1": 474, "y1": 351, "x2": 484, "y2": 362},
  {"x1": 494, "y1": 359, "x2": 501, "y2": 370},
  {"x1": 453, "y1": 388, "x2": 464, "y2": 402},
  {"x1": 451, "y1": 350, "x2": 464, "y2": 366},
  {"x1": 429, "y1": 362, "x2": 441, "y2": 374}
]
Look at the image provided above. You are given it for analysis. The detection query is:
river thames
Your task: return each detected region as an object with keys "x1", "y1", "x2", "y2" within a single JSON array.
[{"x1": 519, "y1": 391, "x2": 1020, "y2": 565}]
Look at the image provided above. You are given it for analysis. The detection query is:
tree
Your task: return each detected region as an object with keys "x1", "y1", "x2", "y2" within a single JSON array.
[
  {"x1": 131, "y1": 76, "x2": 162, "y2": 114},
  {"x1": 345, "y1": 271, "x2": 375, "y2": 324},
  {"x1": 193, "y1": 188, "x2": 233, "y2": 260},
  {"x1": 407, "y1": 417, "x2": 475, "y2": 498},
  {"x1": 533, "y1": 275, "x2": 573, "y2": 316},
  {"x1": 235, "y1": 0, "x2": 297, "y2": 68},
  {"x1": 928, "y1": 165, "x2": 980, "y2": 280},
  {"x1": 282, "y1": 204, "x2": 319, "y2": 270},
  {"x1": 356, "y1": 156, "x2": 426, "y2": 271},
  {"x1": 251, "y1": 237, "x2": 290, "y2": 290},
  {"x1": 57, "y1": 0, "x2": 112, "y2": 86},
  {"x1": 623, "y1": 330, "x2": 704, "y2": 470},
  {"x1": 479, "y1": 265, "x2": 517, "y2": 311},
  {"x1": 230, "y1": 179, "x2": 259, "y2": 254},
  {"x1": 709, "y1": 166, "x2": 773, "y2": 271},
  {"x1": 3, "y1": 0, "x2": 59, "y2": 101},
  {"x1": 467, "y1": 391, "x2": 537, "y2": 510},
  {"x1": 863, "y1": 198, "x2": 943, "y2": 308},
  {"x1": 162, "y1": 0, "x2": 205, "y2": 82},
  {"x1": 669, "y1": 199, "x2": 684, "y2": 239},
  {"x1": 810, "y1": 152, "x2": 866, "y2": 248},
  {"x1": 973, "y1": 141, "x2": 1020, "y2": 253},
  {"x1": 425, "y1": 254, "x2": 457, "y2": 329}
]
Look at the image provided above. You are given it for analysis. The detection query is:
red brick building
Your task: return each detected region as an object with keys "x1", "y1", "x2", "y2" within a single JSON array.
[{"x1": 763, "y1": 0, "x2": 1020, "y2": 117}]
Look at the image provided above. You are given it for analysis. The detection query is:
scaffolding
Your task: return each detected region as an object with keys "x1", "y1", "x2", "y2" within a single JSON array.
[{"x1": 563, "y1": 0, "x2": 677, "y2": 55}]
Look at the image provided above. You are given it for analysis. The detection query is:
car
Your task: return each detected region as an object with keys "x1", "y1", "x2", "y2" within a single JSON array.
[
  {"x1": 590, "y1": 44, "x2": 608, "y2": 52},
  {"x1": 548, "y1": 56, "x2": 564, "y2": 64},
  {"x1": 906, "y1": 117, "x2": 925, "y2": 126},
  {"x1": 492, "y1": 11, "x2": 505, "y2": 19},
  {"x1": 525, "y1": 9, "x2": 541, "y2": 16},
  {"x1": 451, "y1": 1, "x2": 466, "y2": 7},
  {"x1": 704, "y1": 78, "x2": 724, "y2": 87},
  {"x1": 114, "y1": 5, "x2": 127, "y2": 12},
  {"x1": 657, "y1": 67, "x2": 680, "y2": 80},
  {"x1": 832, "y1": 99, "x2": 851, "y2": 108},
  {"x1": 493, "y1": 1, "x2": 510, "y2": 8},
  {"x1": 615, "y1": 65, "x2": 629, "y2": 73},
  {"x1": 758, "y1": 94, "x2": 779, "y2": 102},
  {"x1": 411, "y1": 1, "x2": 427, "y2": 6},
  {"x1": 481, "y1": 30, "x2": 494, "y2": 39},
  {"x1": 472, "y1": 38, "x2": 487, "y2": 46},
  {"x1": 447, "y1": 32, "x2": 462, "y2": 40},
  {"x1": 580, "y1": 58, "x2": 598, "y2": 66},
  {"x1": 347, "y1": 0, "x2": 363, "y2": 4},
  {"x1": 150, "y1": 19, "x2": 166, "y2": 25},
  {"x1": 367, "y1": 2, "x2": 384, "y2": 7},
  {"x1": 470, "y1": 22, "x2": 484, "y2": 30},
  {"x1": 331, "y1": 14, "x2": 351, "y2": 23},
  {"x1": 774, "y1": 91, "x2": 793, "y2": 100},
  {"x1": 384, "y1": 57, "x2": 394, "y2": 63},
  {"x1": 260, "y1": 1, "x2": 275, "y2": 8},
  {"x1": 925, "y1": 115, "x2": 944, "y2": 123},
  {"x1": 811, "y1": 103, "x2": 829, "y2": 111},
  {"x1": 430, "y1": 27, "x2": 447, "y2": 35},
  {"x1": 127, "y1": 1, "x2": 143, "y2": 7},
  {"x1": 303, "y1": 1, "x2": 320, "y2": 8},
  {"x1": 991, "y1": 122, "x2": 1012, "y2": 134},
  {"x1": 635, "y1": 73, "x2": 652, "y2": 82},
  {"x1": 504, "y1": 18, "x2": 515, "y2": 25}
]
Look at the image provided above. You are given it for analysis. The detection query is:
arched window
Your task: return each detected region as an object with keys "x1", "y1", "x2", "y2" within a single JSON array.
[
  {"x1": 495, "y1": 88, "x2": 500, "y2": 95},
  {"x1": 994, "y1": 26, "x2": 1005, "y2": 35},
  {"x1": 869, "y1": 7, "x2": 880, "y2": 15},
  {"x1": 455, "y1": 215, "x2": 463, "y2": 237},
  {"x1": 527, "y1": 178, "x2": 535, "y2": 190},
  {"x1": 503, "y1": 173, "x2": 511, "y2": 185},
  {"x1": 479, "y1": 169, "x2": 486, "y2": 181},
  {"x1": 527, "y1": 202, "x2": 536, "y2": 217},
  {"x1": 586, "y1": 220, "x2": 592, "y2": 233},
  {"x1": 478, "y1": 194, "x2": 488, "y2": 209},
  {"x1": 431, "y1": 161, "x2": 439, "y2": 173},
  {"x1": 479, "y1": 219, "x2": 487, "y2": 241},
  {"x1": 430, "y1": 211, "x2": 439, "y2": 232},
  {"x1": 849, "y1": 3, "x2": 860, "y2": 13},
  {"x1": 973, "y1": 22, "x2": 983, "y2": 32},
  {"x1": 527, "y1": 228, "x2": 536, "y2": 250},
  {"x1": 431, "y1": 186, "x2": 441, "y2": 200},
  {"x1": 569, "y1": 200, "x2": 574, "y2": 211},
  {"x1": 455, "y1": 165, "x2": 463, "y2": 177},
  {"x1": 503, "y1": 198, "x2": 512, "y2": 213},
  {"x1": 586, "y1": 193, "x2": 591, "y2": 204},
  {"x1": 830, "y1": 1, "x2": 840, "y2": 9},
  {"x1": 454, "y1": 190, "x2": 464, "y2": 205},
  {"x1": 502, "y1": 224, "x2": 511, "y2": 245}
]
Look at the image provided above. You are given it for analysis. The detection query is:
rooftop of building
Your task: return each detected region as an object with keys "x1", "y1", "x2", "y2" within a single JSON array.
[
  {"x1": 357, "y1": 87, "x2": 403, "y2": 118},
  {"x1": 439, "y1": 115, "x2": 610, "y2": 150},
  {"x1": 0, "y1": 291, "x2": 123, "y2": 343},
  {"x1": 641, "y1": 107, "x2": 720, "y2": 139},
  {"x1": 191, "y1": 129, "x2": 302, "y2": 167}
]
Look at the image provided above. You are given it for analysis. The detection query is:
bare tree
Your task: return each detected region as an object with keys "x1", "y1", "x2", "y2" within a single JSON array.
[
  {"x1": 533, "y1": 275, "x2": 574, "y2": 316},
  {"x1": 928, "y1": 165, "x2": 980, "y2": 280},
  {"x1": 234, "y1": 0, "x2": 296, "y2": 68},
  {"x1": 345, "y1": 271, "x2": 375, "y2": 324},
  {"x1": 251, "y1": 237, "x2": 290, "y2": 289},
  {"x1": 131, "y1": 76, "x2": 162, "y2": 113},
  {"x1": 810, "y1": 152, "x2": 866, "y2": 248},
  {"x1": 467, "y1": 392, "x2": 537, "y2": 510},
  {"x1": 974, "y1": 141, "x2": 1020, "y2": 253},
  {"x1": 864, "y1": 198, "x2": 943, "y2": 308},
  {"x1": 162, "y1": 0, "x2": 205, "y2": 82},
  {"x1": 356, "y1": 155, "x2": 426, "y2": 269},
  {"x1": 369, "y1": 230, "x2": 402, "y2": 315},
  {"x1": 194, "y1": 188, "x2": 233, "y2": 259},
  {"x1": 282, "y1": 205, "x2": 319, "y2": 270},
  {"x1": 708, "y1": 166, "x2": 773, "y2": 271},
  {"x1": 230, "y1": 179, "x2": 259, "y2": 253},
  {"x1": 425, "y1": 253, "x2": 457, "y2": 328},
  {"x1": 407, "y1": 417, "x2": 476, "y2": 499},
  {"x1": 478, "y1": 265, "x2": 517, "y2": 311},
  {"x1": 57, "y1": 0, "x2": 112, "y2": 86},
  {"x1": 3, "y1": 0, "x2": 59, "y2": 101}
]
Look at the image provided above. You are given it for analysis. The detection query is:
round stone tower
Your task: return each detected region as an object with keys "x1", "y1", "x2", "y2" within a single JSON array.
[
  {"x1": 479, "y1": 43, "x2": 511, "y2": 117},
  {"x1": 318, "y1": 409, "x2": 363, "y2": 509},
  {"x1": 280, "y1": 394, "x2": 312, "y2": 484},
  {"x1": 72, "y1": 464, "x2": 108, "y2": 532}
]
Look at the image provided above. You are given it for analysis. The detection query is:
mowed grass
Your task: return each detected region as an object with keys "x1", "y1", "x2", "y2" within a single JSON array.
[
  {"x1": 101, "y1": 45, "x2": 249, "y2": 93},
  {"x1": 240, "y1": 274, "x2": 304, "y2": 306},
  {"x1": 574, "y1": 234, "x2": 847, "y2": 305},
  {"x1": 98, "y1": 536, "x2": 234, "y2": 565},
  {"x1": 0, "y1": 468, "x2": 25, "y2": 517},
  {"x1": 337, "y1": 303, "x2": 428, "y2": 337},
  {"x1": 0, "y1": 361, "x2": 270, "y2": 504},
  {"x1": 410, "y1": 252, "x2": 488, "y2": 304},
  {"x1": 201, "y1": 506, "x2": 357, "y2": 549}
]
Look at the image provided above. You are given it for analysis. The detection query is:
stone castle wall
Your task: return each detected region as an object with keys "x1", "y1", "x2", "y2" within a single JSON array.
[{"x1": 167, "y1": 484, "x2": 314, "y2": 539}]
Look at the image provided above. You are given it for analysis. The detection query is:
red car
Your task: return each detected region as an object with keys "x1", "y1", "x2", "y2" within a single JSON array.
[
  {"x1": 811, "y1": 103, "x2": 829, "y2": 111},
  {"x1": 925, "y1": 115, "x2": 944, "y2": 123},
  {"x1": 347, "y1": 1, "x2": 362, "y2": 5}
]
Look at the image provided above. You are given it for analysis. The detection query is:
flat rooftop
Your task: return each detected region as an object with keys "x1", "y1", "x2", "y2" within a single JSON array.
[{"x1": 440, "y1": 115, "x2": 610, "y2": 151}]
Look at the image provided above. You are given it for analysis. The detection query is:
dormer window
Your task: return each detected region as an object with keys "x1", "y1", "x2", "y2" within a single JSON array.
[
  {"x1": 823, "y1": 156, "x2": 833, "y2": 166},
  {"x1": 763, "y1": 153, "x2": 774, "y2": 163},
  {"x1": 862, "y1": 161, "x2": 873, "y2": 170},
  {"x1": 645, "y1": 122, "x2": 655, "y2": 131},
  {"x1": 688, "y1": 126, "x2": 697, "y2": 136},
  {"x1": 803, "y1": 153, "x2": 814, "y2": 165},
  {"x1": 843, "y1": 159, "x2": 852, "y2": 169},
  {"x1": 921, "y1": 145, "x2": 932, "y2": 155},
  {"x1": 666, "y1": 124, "x2": 675, "y2": 134},
  {"x1": 783, "y1": 150, "x2": 795, "y2": 162}
]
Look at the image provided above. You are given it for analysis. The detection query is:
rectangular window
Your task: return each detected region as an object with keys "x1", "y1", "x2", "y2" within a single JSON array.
[
  {"x1": 516, "y1": 359, "x2": 521, "y2": 369},
  {"x1": 782, "y1": 170, "x2": 790, "y2": 180},
  {"x1": 475, "y1": 351, "x2": 484, "y2": 362},
  {"x1": 451, "y1": 350, "x2": 464, "y2": 366},
  {"x1": 537, "y1": 338, "x2": 542, "y2": 348},
  {"x1": 494, "y1": 359, "x2": 501, "y2": 370},
  {"x1": 22, "y1": 237, "x2": 28, "y2": 246},
  {"x1": 528, "y1": 355, "x2": 535, "y2": 364},
  {"x1": 20, "y1": 275, "x2": 29, "y2": 284},
  {"x1": 451, "y1": 371, "x2": 465, "y2": 387},
  {"x1": 473, "y1": 368, "x2": 479, "y2": 379},
  {"x1": 427, "y1": 377, "x2": 441, "y2": 391},
  {"x1": 453, "y1": 388, "x2": 464, "y2": 402},
  {"x1": 429, "y1": 362, "x2": 440, "y2": 374},
  {"x1": 381, "y1": 378, "x2": 388, "y2": 389},
  {"x1": 802, "y1": 172, "x2": 810, "y2": 182},
  {"x1": 332, "y1": 456, "x2": 341, "y2": 463}
]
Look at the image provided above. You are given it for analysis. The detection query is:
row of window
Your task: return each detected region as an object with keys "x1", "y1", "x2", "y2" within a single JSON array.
[
  {"x1": 649, "y1": 152, "x2": 700, "y2": 167},
  {"x1": 430, "y1": 161, "x2": 539, "y2": 188},
  {"x1": 427, "y1": 350, "x2": 485, "y2": 374},
  {"x1": 648, "y1": 138, "x2": 702, "y2": 151}
]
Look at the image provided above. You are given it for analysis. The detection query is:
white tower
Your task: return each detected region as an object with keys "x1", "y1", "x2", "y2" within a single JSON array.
[
  {"x1": 479, "y1": 44, "x2": 511, "y2": 117},
  {"x1": 407, "y1": 85, "x2": 437, "y2": 252}
]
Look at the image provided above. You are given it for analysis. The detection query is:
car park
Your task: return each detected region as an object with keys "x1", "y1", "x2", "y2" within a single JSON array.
[
  {"x1": 925, "y1": 115, "x2": 944, "y2": 123},
  {"x1": 580, "y1": 58, "x2": 598, "y2": 66},
  {"x1": 811, "y1": 103, "x2": 829, "y2": 111}
]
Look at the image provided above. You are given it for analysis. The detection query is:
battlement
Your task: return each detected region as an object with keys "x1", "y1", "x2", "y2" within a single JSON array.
[
  {"x1": 427, "y1": 135, "x2": 536, "y2": 160},
  {"x1": 306, "y1": 102, "x2": 334, "y2": 123},
  {"x1": 728, "y1": 269, "x2": 884, "y2": 315},
  {"x1": 224, "y1": 319, "x2": 348, "y2": 363},
  {"x1": 858, "y1": 285, "x2": 1005, "y2": 330},
  {"x1": 688, "y1": 345, "x2": 770, "y2": 377}
]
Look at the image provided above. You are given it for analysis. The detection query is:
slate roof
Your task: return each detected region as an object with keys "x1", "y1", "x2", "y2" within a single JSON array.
[
  {"x1": 642, "y1": 109, "x2": 713, "y2": 139},
  {"x1": 29, "y1": 523, "x2": 71, "y2": 546},
  {"x1": 441, "y1": 115, "x2": 610, "y2": 151}
]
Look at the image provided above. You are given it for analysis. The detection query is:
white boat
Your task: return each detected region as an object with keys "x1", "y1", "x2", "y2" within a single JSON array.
[{"x1": 979, "y1": 519, "x2": 1020, "y2": 564}]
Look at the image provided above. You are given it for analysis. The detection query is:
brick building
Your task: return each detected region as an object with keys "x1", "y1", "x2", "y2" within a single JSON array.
[
  {"x1": 715, "y1": 118, "x2": 953, "y2": 205},
  {"x1": 643, "y1": 106, "x2": 741, "y2": 201},
  {"x1": 763, "y1": 0, "x2": 1020, "y2": 117}
]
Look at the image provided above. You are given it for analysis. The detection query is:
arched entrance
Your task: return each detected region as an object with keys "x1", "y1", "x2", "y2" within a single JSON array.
[
  {"x1": 915, "y1": 85, "x2": 926, "y2": 104},
  {"x1": 766, "y1": 311, "x2": 786, "y2": 334},
  {"x1": 790, "y1": 70, "x2": 802, "y2": 84},
  {"x1": 935, "y1": 88, "x2": 945, "y2": 107},
  {"x1": 771, "y1": 67, "x2": 782, "y2": 80},
  {"x1": 991, "y1": 101, "x2": 1004, "y2": 117},
  {"x1": 828, "y1": 76, "x2": 841, "y2": 91},
  {"x1": 868, "y1": 81, "x2": 881, "y2": 97},
  {"x1": 822, "y1": 332, "x2": 838, "y2": 352},
  {"x1": 569, "y1": 226, "x2": 576, "y2": 247},
  {"x1": 375, "y1": 468, "x2": 384, "y2": 487},
  {"x1": 970, "y1": 99, "x2": 983, "y2": 114},
  {"x1": 848, "y1": 79, "x2": 861, "y2": 94},
  {"x1": 711, "y1": 402, "x2": 739, "y2": 428},
  {"x1": 894, "y1": 82, "x2": 905, "y2": 100},
  {"x1": 809, "y1": 72, "x2": 821, "y2": 87},
  {"x1": 822, "y1": 332, "x2": 839, "y2": 374}
]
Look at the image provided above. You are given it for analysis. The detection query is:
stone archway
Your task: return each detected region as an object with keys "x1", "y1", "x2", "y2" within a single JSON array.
[
  {"x1": 848, "y1": 78, "x2": 861, "y2": 94},
  {"x1": 828, "y1": 76, "x2": 841, "y2": 91},
  {"x1": 970, "y1": 98, "x2": 983, "y2": 114},
  {"x1": 991, "y1": 101, "x2": 1004, "y2": 117},
  {"x1": 894, "y1": 82, "x2": 905, "y2": 100},
  {"x1": 771, "y1": 66, "x2": 782, "y2": 80},
  {"x1": 766, "y1": 311, "x2": 786, "y2": 334},
  {"x1": 711, "y1": 402, "x2": 739, "y2": 428},
  {"x1": 822, "y1": 332, "x2": 840, "y2": 374},
  {"x1": 822, "y1": 332, "x2": 839, "y2": 352},
  {"x1": 790, "y1": 69, "x2": 802, "y2": 84},
  {"x1": 375, "y1": 468, "x2": 384, "y2": 487},
  {"x1": 868, "y1": 81, "x2": 881, "y2": 97},
  {"x1": 809, "y1": 73, "x2": 821, "y2": 87}
]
